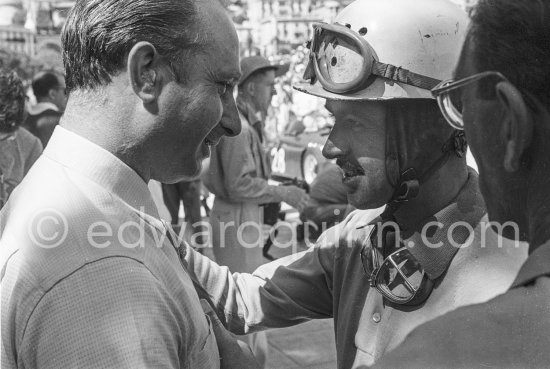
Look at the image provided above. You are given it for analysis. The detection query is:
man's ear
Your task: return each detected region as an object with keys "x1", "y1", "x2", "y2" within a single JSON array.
[
  {"x1": 245, "y1": 80, "x2": 256, "y2": 96},
  {"x1": 496, "y1": 81, "x2": 534, "y2": 172},
  {"x1": 127, "y1": 41, "x2": 161, "y2": 104},
  {"x1": 47, "y1": 88, "x2": 57, "y2": 101}
]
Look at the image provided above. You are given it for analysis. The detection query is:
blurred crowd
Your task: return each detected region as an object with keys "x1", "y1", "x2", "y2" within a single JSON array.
[{"x1": 264, "y1": 45, "x2": 334, "y2": 144}]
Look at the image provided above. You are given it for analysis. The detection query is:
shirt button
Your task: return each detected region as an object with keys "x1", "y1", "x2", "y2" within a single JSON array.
[{"x1": 372, "y1": 313, "x2": 381, "y2": 323}]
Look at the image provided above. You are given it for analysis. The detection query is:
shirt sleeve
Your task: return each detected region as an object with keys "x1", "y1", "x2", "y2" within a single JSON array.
[
  {"x1": 217, "y1": 127, "x2": 282, "y2": 204},
  {"x1": 19, "y1": 258, "x2": 186, "y2": 369},
  {"x1": 184, "y1": 236, "x2": 336, "y2": 335}
]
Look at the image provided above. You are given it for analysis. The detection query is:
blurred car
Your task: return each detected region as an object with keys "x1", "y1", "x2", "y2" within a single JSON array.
[{"x1": 269, "y1": 119, "x2": 332, "y2": 185}]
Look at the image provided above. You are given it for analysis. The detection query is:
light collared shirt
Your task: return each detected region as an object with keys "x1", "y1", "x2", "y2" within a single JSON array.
[
  {"x1": 1, "y1": 126, "x2": 218, "y2": 369},
  {"x1": 184, "y1": 171, "x2": 528, "y2": 369},
  {"x1": 26, "y1": 101, "x2": 60, "y2": 115}
]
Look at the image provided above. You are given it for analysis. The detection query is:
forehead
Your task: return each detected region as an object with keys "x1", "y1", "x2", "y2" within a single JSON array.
[
  {"x1": 197, "y1": 0, "x2": 240, "y2": 77},
  {"x1": 256, "y1": 69, "x2": 276, "y2": 83}
]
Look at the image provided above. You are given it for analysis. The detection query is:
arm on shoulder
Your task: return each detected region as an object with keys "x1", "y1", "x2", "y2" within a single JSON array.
[{"x1": 184, "y1": 239, "x2": 336, "y2": 335}]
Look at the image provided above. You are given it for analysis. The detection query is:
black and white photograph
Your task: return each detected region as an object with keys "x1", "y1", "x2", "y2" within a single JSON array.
[{"x1": 1, "y1": 0, "x2": 548, "y2": 368}]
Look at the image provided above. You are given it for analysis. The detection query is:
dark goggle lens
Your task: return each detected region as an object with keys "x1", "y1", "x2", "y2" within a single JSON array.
[{"x1": 376, "y1": 248, "x2": 424, "y2": 300}]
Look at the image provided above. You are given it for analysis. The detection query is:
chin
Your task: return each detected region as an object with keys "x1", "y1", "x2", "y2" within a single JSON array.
[
  {"x1": 161, "y1": 163, "x2": 202, "y2": 184},
  {"x1": 347, "y1": 193, "x2": 388, "y2": 210},
  {"x1": 347, "y1": 181, "x2": 392, "y2": 210}
]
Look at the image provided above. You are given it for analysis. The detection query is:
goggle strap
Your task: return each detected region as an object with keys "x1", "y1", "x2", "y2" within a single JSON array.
[{"x1": 372, "y1": 61, "x2": 441, "y2": 91}]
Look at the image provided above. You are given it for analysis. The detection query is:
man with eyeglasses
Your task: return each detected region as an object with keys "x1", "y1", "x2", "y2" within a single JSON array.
[
  {"x1": 372, "y1": 0, "x2": 550, "y2": 367},
  {"x1": 182, "y1": 0, "x2": 527, "y2": 367}
]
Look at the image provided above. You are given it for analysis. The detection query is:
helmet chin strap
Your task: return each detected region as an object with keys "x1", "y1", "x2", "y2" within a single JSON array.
[{"x1": 380, "y1": 130, "x2": 466, "y2": 222}]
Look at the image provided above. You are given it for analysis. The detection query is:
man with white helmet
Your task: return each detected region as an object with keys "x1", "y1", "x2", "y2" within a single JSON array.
[{"x1": 183, "y1": 0, "x2": 527, "y2": 367}]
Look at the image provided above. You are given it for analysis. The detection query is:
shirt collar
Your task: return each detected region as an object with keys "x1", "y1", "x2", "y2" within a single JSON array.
[
  {"x1": 0, "y1": 130, "x2": 17, "y2": 141},
  {"x1": 43, "y1": 126, "x2": 159, "y2": 219},
  {"x1": 27, "y1": 102, "x2": 60, "y2": 115},
  {"x1": 365, "y1": 169, "x2": 486, "y2": 280},
  {"x1": 511, "y1": 240, "x2": 550, "y2": 288}
]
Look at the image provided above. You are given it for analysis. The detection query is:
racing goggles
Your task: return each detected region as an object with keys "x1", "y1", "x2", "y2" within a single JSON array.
[
  {"x1": 303, "y1": 22, "x2": 442, "y2": 94},
  {"x1": 360, "y1": 225, "x2": 434, "y2": 306}
]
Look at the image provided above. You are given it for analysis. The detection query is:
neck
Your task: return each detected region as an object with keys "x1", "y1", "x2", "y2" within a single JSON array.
[
  {"x1": 525, "y1": 108, "x2": 550, "y2": 253},
  {"x1": 393, "y1": 157, "x2": 468, "y2": 233},
  {"x1": 526, "y1": 170, "x2": 550, "y2": 252},
  {"x1": 60, "y1": 92, "x2": 150, "y2": 182}
]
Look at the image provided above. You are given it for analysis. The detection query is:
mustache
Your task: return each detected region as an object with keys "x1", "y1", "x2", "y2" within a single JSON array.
[{"x1": 336, "y1": 158, "x2": 366, "y2": 176}]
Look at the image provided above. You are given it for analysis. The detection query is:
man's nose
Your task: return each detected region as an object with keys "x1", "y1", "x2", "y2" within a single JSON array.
[
  {"x1": 271, "y1": 86, "x2": 277, "y2": 96},
  {"x1": 220, "y1": 93, "x2": 241, "y2": 137},
  {"x1": 322, "y1": 135, "x2": 345, "y2": 160}
]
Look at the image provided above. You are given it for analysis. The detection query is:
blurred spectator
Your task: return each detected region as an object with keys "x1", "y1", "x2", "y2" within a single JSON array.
[
  {"x1": 24, "y1": 70, "x2": 66, "y2": 146},
  {"x1": 204, "y1": 55, "x2": 308, "y2": 272},
  {"x1": 203, "y1": 56, "x2": 309, "y2": 368},
  {"x1": 0, "y1": 69, "x2": 42, "y2": 209}
]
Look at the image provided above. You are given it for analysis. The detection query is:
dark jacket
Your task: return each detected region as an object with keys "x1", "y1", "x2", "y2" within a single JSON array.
[{"x1": 24, "y1": 102, "x2": 62, "y2": 147}]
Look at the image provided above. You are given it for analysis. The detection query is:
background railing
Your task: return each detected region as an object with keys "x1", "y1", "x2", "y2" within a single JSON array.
[{"x1": 0, "y1": 26, "x2": 36, "y2": 56}]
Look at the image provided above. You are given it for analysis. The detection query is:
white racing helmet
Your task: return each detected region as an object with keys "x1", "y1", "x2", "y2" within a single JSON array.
[{"x1": 294, "y1": 0, "x2": 469, "y2": 100}]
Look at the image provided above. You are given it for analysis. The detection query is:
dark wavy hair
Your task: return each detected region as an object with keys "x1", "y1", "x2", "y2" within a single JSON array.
[
  {"x1": 469, "y1": 0, "x2": 550, "y2": 107},
  {"x1": 32, "y1": 70, "x2": 62, "y2": 99},
  {"x1": 0, "y1": 69, "x2": 26, "y2": 133},
  {"x1": 61, "y1": 0, "x2": 205, "y2": 92}
]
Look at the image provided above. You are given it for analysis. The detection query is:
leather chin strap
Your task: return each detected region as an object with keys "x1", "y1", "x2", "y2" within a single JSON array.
[{"x1": 380, "y1": 131, "x2": 466, "y2": 222}]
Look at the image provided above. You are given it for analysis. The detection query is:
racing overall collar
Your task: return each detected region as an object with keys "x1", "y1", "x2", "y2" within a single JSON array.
[{"x1": 361, "y1": 170, "x2": 485, "y2": 310}]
